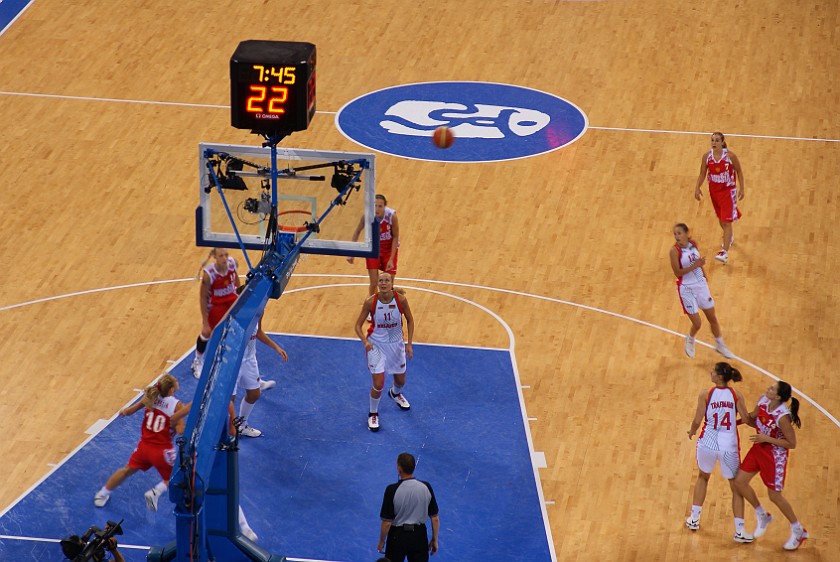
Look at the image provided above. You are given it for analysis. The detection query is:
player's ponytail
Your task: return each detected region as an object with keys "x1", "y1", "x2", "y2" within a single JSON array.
[
  {"x1": 715, "y1": 361, "x2": 742, "y2": 383},
  {"x1": 777, "y1": 381, "x2": 802, "y2": 428},
  {"x1": 196, "y1": 249, "x2": 216, "y2": 280},
  {"x1": 713, "y1": 131, "x2": 727, "y2": 149},
  {"x1": 142, "y1": 374, "x2": 177, "y2": 408}
]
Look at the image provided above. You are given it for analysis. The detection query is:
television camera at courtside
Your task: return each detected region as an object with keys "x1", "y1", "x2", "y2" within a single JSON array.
[{"x1": 59, "y1": 519, "x2": 124, "y2": 562}]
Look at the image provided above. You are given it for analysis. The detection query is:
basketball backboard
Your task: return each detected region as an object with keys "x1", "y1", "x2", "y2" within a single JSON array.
[{"x1": 196, "y1": 143, "x2": 377, "y2": 258}]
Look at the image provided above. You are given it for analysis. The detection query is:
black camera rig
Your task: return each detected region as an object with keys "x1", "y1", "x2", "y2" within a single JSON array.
[{"x1": 60, "y1": 519, "x2": 124, "y2": 562}]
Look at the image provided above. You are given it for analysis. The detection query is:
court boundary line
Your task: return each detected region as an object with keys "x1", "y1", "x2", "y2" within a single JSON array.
[
  {"x1": 1, "y1": 274, "x2": 837, "y2": 430},
  {"x1": 264, "y1": 329, "x2": 509, "y2": 352},
  {"x1": 0, "y1": 90, "x2": 837, "y2": 143},
  {"x1": 0, "y1": 535, "x2": 346, "y2": 562}
]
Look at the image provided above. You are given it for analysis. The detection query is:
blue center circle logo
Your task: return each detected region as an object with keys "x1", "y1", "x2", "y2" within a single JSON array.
[{"x1": 335, "y1": 81, "x2": 588, "y2": 163}]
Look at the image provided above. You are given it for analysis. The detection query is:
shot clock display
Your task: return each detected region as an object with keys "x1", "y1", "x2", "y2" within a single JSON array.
[{"x1": 230, "y1": 40, "x2": 316, "y2": 134}]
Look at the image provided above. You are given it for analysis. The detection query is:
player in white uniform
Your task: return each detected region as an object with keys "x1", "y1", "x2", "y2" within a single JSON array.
[
  {"x1": 232, "y1": 314, "x2": 288, "y2": 437},
  {"x1": 354, "y1": 272, "x2": 415, "y2": 432},
  {"x1": 669, "y1": 223, "x2": 734, "y2": 359},
  {"x1": 685, "y1": 362, "x2": 754, "y2": 542}
]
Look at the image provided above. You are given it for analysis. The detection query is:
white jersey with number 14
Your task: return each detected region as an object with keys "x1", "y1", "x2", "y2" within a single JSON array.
[{"x1": 697, "y1": 386, "x2": 740, "y2": 452}]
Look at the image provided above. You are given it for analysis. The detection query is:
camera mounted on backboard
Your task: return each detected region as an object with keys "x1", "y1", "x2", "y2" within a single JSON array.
[{"x1": 331, "y1": 161, "x2": 362, "y2": 205}]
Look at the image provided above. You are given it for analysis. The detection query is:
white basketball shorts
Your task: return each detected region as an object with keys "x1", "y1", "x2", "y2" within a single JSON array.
[
  {"x1": 235, "y1": 355, "x2": 262, "y2": 391},
  {"x1": 367, "y1": 340, "x2": 406, "y2": 375},
  {"x1": 696, "y1": 444, "x2": 741, "y2": 479},
  {"x1": 679, "y1": 283, "x2": 715, "y2": 315}
]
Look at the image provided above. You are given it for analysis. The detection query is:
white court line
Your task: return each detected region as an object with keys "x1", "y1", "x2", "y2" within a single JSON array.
[
  {"x1": 588, "y1": 125, "x2": 840, "y2": 143},
  {"x1": 264, "y1": 325, "x2": 509, "y2": 352},
  {"x1": 0, "y1": 535, "x2": 150, "y2": 550},
  {"x1": 1, "y1": 273, "x2": 837, "y2": 430},
  {"x1": 0, "y1": 90, "x2": 836, "y2": 143},
  {"x1": 0, "y1": 278, "x2": 192, "y2": 312},
  {"x1": 0, "y1": 90, "x2": 229, "y2": 109},
  {"x1": 0, "y1": 535, "x2": 337, "y2": 561}
]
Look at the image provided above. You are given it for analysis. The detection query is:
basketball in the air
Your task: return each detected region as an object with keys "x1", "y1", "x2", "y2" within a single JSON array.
[{"x1": 432, "y1": 126, "x2": 455, "y2": 149}]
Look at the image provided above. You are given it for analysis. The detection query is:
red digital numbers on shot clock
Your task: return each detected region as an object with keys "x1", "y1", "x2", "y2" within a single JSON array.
[
  {"x1": 244, "y1": 65, "x2": 297, "y2": 116},
  {"x1": 230, "y1": 41, "x2": 316, "y2": 134}
]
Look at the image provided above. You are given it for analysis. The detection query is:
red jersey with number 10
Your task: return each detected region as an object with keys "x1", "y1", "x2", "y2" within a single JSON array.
[{"x1": 140, "y1": 395, "x2": 180, "y2": 447}]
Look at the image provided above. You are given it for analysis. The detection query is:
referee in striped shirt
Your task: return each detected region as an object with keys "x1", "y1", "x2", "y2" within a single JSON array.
[{"x1": 378, "y1": 452, "x2": 440, "y2": 561}]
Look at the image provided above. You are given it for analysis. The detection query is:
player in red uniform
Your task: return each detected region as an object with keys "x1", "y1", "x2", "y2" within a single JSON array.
[
  {"x1": 93, "y1": 374, "x2": 190, "y2": 511},
  {"x1": 734, "y1": 381, "x2": 808, "y2": 550},
  {"x1": 192, "y1": 248, "x2": 240, "y2": 377},
  {"x1": 348, "y1": 194, "x2": 401, "y2": 296},
  {"x1": 693, "y1": 132, "x2": 746, "y2": 265}
]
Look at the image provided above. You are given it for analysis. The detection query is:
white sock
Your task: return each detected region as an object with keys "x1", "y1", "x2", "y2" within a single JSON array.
[
  {"x1": 715, "y1": 337, "x2": 724, "y2": 346},
  {"x1": 734, "y1": 517, "x2": 745, "y2": 532},
  {"x1": 98, "y1": 486, "x2": 111, "y2": 496},
  {"x1": 370, "y1": 395, "x2": 381, "y2": 414},
  {"x1": 238, "y1": 399, "x2": 256, "y2": 423},
  {"x1": 238, "y1": 506, "x2": 250, "y2": 528},
  {"x1": 392, "y1": 382, "x2": 405, "y2": 396},
  {"x1": 153, "y1": 481, "x2": 168, "y2": 495},
  {"x1": 791, "y1": 521, "x2": 803, "y2": 533},
  {"x1": 755, "y1": 505, "x2": 767, "y2": 517},
  {"x1": 686, "y1": 335, "x2": 696, "y2": 343},
  {"x1": 690, "y1": 505, "x2": 702, "y2": 520}
]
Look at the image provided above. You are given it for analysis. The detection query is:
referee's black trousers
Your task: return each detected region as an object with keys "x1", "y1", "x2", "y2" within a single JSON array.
[{"x1": 385, "y1": 524, "x2": 429, "y2": 562}]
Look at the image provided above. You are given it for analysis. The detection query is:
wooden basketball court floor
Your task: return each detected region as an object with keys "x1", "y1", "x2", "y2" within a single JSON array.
[{"x1": 0, "y1": 1, "x2": 837, "y2": 560}]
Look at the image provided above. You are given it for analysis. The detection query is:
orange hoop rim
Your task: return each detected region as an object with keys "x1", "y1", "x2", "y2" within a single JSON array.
[{"x1": 277, "y1": 209, "x2": 311, "y2": 233}]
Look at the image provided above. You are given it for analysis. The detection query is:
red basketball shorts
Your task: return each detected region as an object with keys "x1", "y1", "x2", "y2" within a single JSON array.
[
  {"x1": 709, "y1": 185, "x2": 742, "y2": 223},
  {"x1": 208, "y1": 301, "x2": 235, "y2": 329},
  {"x1": 366, "y1": 248, "x2": 398, "y2": 275},
  {"x1": 128, "y1": 441, "x2": 177, "y2": 481},
  {"x1": 740, "y1": 443, "x2": 788, "y2": 492}
]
